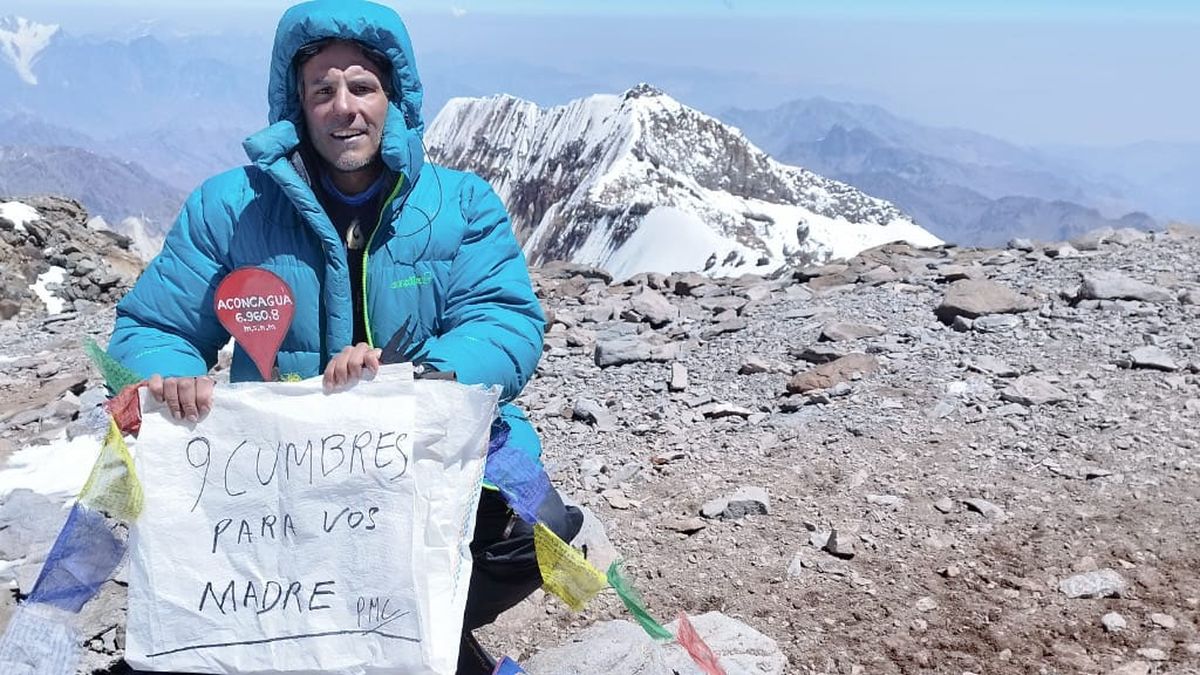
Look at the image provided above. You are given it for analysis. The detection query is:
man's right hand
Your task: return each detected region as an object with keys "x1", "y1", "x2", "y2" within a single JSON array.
[{"x1": 148, "y1": 375, "x2": 215, "y2": 422}]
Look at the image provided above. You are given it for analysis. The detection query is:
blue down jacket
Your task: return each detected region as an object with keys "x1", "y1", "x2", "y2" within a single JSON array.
[{"x1": 108, "y1": 0, "x2": 545, "y2": 461}]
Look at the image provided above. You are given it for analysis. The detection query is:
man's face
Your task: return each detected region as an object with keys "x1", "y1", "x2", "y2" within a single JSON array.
[{"x1": 300, "y1": 42, "x2": 389, "y2": 180}]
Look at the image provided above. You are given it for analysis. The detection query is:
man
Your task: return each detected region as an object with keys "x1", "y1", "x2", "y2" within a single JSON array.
[{"x1": 107, "y1": 1, "x2": 581, "y2": 672}]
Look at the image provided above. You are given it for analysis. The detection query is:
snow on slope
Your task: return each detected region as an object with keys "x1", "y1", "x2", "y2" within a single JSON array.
[
  {"x1": 0, "y1": 16, "x2": 60, "y2": 85},
  {"x1": 427, "y1": 84, "x2": 941, "y2": 281},
  {"x1": 0, "y1": 200, "x2": 39, "y2": 232}
]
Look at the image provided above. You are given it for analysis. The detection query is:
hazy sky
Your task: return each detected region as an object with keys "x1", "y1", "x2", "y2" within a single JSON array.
[{"x1": 10, "y1": 0, "x2": 1200, "y2": 146}]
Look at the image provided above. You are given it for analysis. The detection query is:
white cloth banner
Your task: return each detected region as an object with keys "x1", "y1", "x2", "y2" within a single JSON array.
[{"x1": 124, "y1": 364, "x2": 498, "y2": 675}]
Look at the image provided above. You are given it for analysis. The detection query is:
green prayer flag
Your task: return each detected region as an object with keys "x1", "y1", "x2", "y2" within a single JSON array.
[
  {"x1": 607, "y1": 560, "x2": 674, "y2": 641},
  {"x1": 85, "y1": 339, "x2": 143, "y2": 393}
]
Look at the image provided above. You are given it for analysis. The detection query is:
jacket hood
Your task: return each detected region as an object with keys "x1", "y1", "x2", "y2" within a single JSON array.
[
  {"x1": 245, "y1": 0, "x2": 426, "y2": 181},
  {"x1": 268, "y1": 0, "x2": 423, "y2": 133}
]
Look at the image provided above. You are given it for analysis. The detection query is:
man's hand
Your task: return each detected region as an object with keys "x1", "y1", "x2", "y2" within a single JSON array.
[
  {"x1": 148, "y1": 375, "x2": 215, "y2": 422},
  {"x1": 324, "y1": 342, "x2": 382, "y2": 391}
]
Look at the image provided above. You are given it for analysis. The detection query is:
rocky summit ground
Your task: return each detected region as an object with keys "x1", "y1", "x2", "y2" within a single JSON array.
[{"x1": 1, "y1": 206, "x2": 1199, "y2": 673}]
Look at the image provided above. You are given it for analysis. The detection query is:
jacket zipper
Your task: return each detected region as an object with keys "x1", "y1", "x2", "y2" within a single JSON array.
[{"x1": 361, "y1": 175, "x2": 406, "y2": 348}]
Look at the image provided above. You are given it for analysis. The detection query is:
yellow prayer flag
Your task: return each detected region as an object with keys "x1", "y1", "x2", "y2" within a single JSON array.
[
  {"x1": 534, "y1": 522, "x2": 608, "y2": 611},
  {"x1": 78, "y1": 418, "x2": 144, "y2": 521}
]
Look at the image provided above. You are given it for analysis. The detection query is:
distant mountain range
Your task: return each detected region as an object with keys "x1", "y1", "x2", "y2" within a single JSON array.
[
  {"x1": 1, "y1": 14, "x2": 1196, "y2": 261},
  {"x1": 427, "y1": 85, "x2": 939, "y2": 279},
  {"x1": 722, "y1": 98, "x2": 1162, "y2": 245},
  {"x1": 0, "y1": 145, "x2": 182, "y2": 244}
]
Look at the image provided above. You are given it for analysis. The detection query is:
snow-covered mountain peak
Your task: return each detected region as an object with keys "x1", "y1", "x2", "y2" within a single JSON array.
[
  {"x1": 0, "y1": 16, "x2": 59, "y2": 85},
  {"x1": 427, "y1": 86, "x2": 940, "y2": 280}
]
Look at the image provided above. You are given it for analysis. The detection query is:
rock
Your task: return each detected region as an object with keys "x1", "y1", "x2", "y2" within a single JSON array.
[
  {"x1": 1070, "y1": 226, "x2": 1115, "y2": 251},
  {"x1": 818, "y1": 321, "x2": 886, "y2": 342},
  {"x1": 601, "y1": 489, "x2": 633, "y2": 510},
  {"x1": 962, "y1": 497, "x2": 1006, "y2": 520},
  {"x1": 566, "y1": 503, "x2": 620, "y2": 572},
  {"x1": 699, "y1": 403, "x2": 755, "y2": 420},
  {"x1": 936, "y1": 279, "x2": 1037, "y2": 323},
  {"x1": 700, "y1": 486, "x2": 769, "y2": 520},
  {"x1": 787, "y1": 353, "x2": 878, "y2": 394},
  {"x1": 1000, "y1": 376, "x2": 1069, "y2": 406},
  {"x1": 914, "y1": 596, "x2": 939, "y2": 612},
  {"x1": 822, "y1": 528, "x2": 856, "y2": 559},
  {"x1": 1058, "y1": 569, "x2": 1127, "y2": 598},
  {"x1": 1150, "y1": 612, "x2": 1177, "y2": 629},
  {"x1": 1101, "y1": 612, "x2": 1127, "y2": 633},
  {"x1": 790, "y1": 344, "x2": 843, "y2": 364},
  {"x1": 700, "y1": 317, "x2": 747, "y2": 339},
  {"x1": 737, "y1": 356, "x2": 776, "y2": 375},
  {"x1": 1109, "y1": 227, "x2": 1149, "y2": 246},
  {"x1": 1008, "y1": 237, "x2": 1035, "y2": 252},
  {"x1": 662, "y1": 516, "x2": 707, "y2": 535},
  {"x1": 628, "y1": 289, "x2": 678, "y2": 328},
  {"x1": 933, "y1": 497, "x2": 955, "y2": 514},
  {"x1": 668, "y1": 363, "x2": 688, "y2": 392},
  {"x1": 1135, "y1": 648, "x2": 1168, "y2": 662},
  {"x1": 1128, "y1": 346, "x2": 1178, "y2": 372},
  {"x1": 865, "y1": 494, "x2": 904, "y2": 508},
  {"x1": 859, "y1": 266, "x2": 899, "y2": 285},
  {"x1": 972, "y1": 314, "x2": 1022, "y2": 333},
  {"x1": 595, "y1": 337, "x2": 678, "y2": 367},
  {"x1": 0, "y1": 489, "x2": 66, "y2": 560},
  {"x1": 573, "y1": 398, "x2": 617, "y2": 432},
  {"x1": 1076, "y1": 271, "x2": 1173, "y2": 304},
  {"x1": 523, "y1": 612, "x2": 787, "y2": 675},
  {"x1": 966, "y1": 356, "x2": 1019, "y2": 378},
  {"x1": 1109, "y1": 662, "x2": 1151, "y2": 675}
]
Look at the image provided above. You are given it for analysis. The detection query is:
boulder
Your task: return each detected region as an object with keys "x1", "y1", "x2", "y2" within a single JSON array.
[
  {"x1": 936, "y1": 279, "x2": 1037, "y2": 323},
  {"x1": 787, "y1": 353, "x2": 878, "y2": 394},
  {"x1": 1076, "y1": 271, "x2": 1173, "y2": 304}
]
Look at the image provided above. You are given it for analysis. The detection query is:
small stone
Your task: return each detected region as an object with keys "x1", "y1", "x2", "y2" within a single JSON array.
[
  {"x1": 1000, "y1": 375, "x2": 1069, "y2": 406},
  {"x1": 1150, "y1": 612, "x2": 1177, "y2": 629},
  {"x1": 822, "y1": 528, "x2": 855, "y2": 560},
  {"x1": 601, "y1": 489, "x2": 632, "y2": 510},
  {"x1": 865, "y1": 494, "x2": 904, "y2": 508},
  {"x1": 940, "y1": 565, "x2": 961, "y2": 578},
  {"x1": 699, "y1": 402, "x2": 755, "y2": 420},
  {"x1": 1101, "y1": 612, "x2": 1127, "y2": 633},
  {"x1": 1109, "y1": 662, "x2": 1151, "y2": 675},
  {"x1": 1135, "y1": 648, "x2": 1168, "y2": 662},
  {"x1": 572, "y1": 398, "x2": 617, "y2": 432},
  {"x1": 791, "y1": 344, "x2": 843, "y2": 364},
  {"x1": 1128, "y1": 346, "x2": 1178, "y2": 372},
  {"x1": 787, "y1": 353, "x2": 878, "y2": 394},
  {"x1": 914, "y1": 596, "x2": 938, "y2": 612},
  {"x1": 1058, "y1": 569, "x2": 1127, "y2": 599},
  {"x1": 962, "y1": 497, "x2": 1005, "y2": 520},
  {"x1": 628, "y1": 289, "x2": 678, "y2": 327},
  {"x1": 972, "y1": 314, "x2": 1022, "y2": 333},
  {"x1": 662, "y1": 516, "x2": 707, "y2": 534},
  {"x1": 819, "y1": 321, "x2": 887, "y2": 342},
  {"x1": 738, "y1": 356, "x2": 775, "y2": 375},
  {"x1": 933, "y1": 497, "x2": 955, "y2": 514},
  {"x1": 669, "y1": 362, "x2": 689, "y2": 392},
  {"x1": 700, "y1": 486, "x2": 769, "y2": 520}
]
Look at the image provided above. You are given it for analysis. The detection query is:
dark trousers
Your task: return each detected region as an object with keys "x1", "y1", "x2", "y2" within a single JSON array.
[{"x1": 121, "y1": 487, "x2": 583, "y2": 675}]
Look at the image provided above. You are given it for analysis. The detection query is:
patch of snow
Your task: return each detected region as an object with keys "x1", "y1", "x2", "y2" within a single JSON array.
[
  {"x1": 0, "y1": 16, "x2": 59, "y2": 85},
  {"x1": 31, "y1": 265, "x2": 67, "y2": 314},
  {"x1": 0, "y1": 430, "x2": 99, "y2": 502},
  {"x1": 0, "y1": 200, "x2": 39, "y2": 233},
  {"x1": 600, "y1": 207, "x2": 738, "y2": 281}
]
